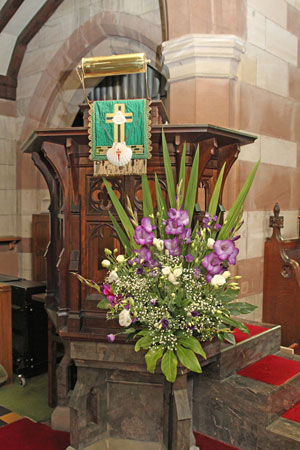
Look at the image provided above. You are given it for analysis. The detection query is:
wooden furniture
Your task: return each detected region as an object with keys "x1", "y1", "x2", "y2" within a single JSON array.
[
  {"x1": 32, "y1": 213, "x2": 50, "y2": 281},
  {"x1": 0, "y1": 283, "x2": 12, "y2": 383},
  {"x1": 0, "y1": 236, "x2": 21, "y2": 250},
  {"x1": 263, "y1": 203, "x2": 300, "y2": 348},
  {"x1": 22, "y1": 103, "x2": 256, "y2": 449}
]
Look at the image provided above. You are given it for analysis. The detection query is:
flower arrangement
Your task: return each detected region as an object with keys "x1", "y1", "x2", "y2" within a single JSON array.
[{"x1": 75, "y1": 131, "x2": 260, "y2": 382}]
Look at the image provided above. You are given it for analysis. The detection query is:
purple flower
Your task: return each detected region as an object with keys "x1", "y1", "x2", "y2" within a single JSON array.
[
  {"x1": 228, "y1": 246, "x2": 239, "y2": 265},
  {"x1": 202, "y1": 252, "x2": 224, "y2": 275},
  {"x1": 134, "y1": 245, "x2": 152, "y2": 262},
  {"x1": 206, "y1": 273, "x2": 212, "y2": 283},
  {"x1": 232, "y1": 235, "x2": 241, "y2": 241},
  {"x1": 177, "y1": 209, "x2": 189, "y2": 226},
  {"x1": 106, "y1": 334, "x2": 115, "y2": 343},
  {"x1": 194, "y1": 267, "x2": 200, "y2": 279},
  {"x1": 214, "y1": 223, "x2": 221, "y2": 231},
  {"x1": 141, "y1": 217, "x2": 155, "y2": 232},
  {"x1": 134, "y1": 217, "x2": 155, "y2": 246},
  {"x1": 202, "y1": 212, "x2": 211, "y2": 229},
  {"x1": 185, "y1": 254, "x2": 194, "y2": 263},
  {"x1": 212, "y1": 215, "x2": 218, "y2": 222},
  {"x1": 165, "y1": 219, "x2": 184, "y2": 235},
  {"x1": 134, "y1": 226, "x2": 155, "y2": 246},
  {"x1": 136, "y1": 267, "x2": 145, "y2": 275},
  {"x1": 191, "y1": 310, "x2": 199, "y2": 317},
  {"x1": 164, "y1": 237, "x2": 181, "y2": 256},
  {"x1": 179, "y1": 227, "x2": 192, "y2": 244},
  {"x1": 214, "y1": 240, "x2": 235, "y2": 261},
  {"x1": 150, "y1": 298, "x2": 157, "y2": 305},
  {"x1": 161, "y1": 318, "x2": 169, "y2": 329}
]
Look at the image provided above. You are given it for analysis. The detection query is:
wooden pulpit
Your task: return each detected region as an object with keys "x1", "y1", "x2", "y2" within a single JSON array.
[{"x1": 23, "y1": 102, "x2": 255, "y2": 450}]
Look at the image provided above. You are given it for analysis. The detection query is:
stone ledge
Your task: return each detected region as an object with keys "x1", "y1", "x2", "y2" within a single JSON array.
[{"x1": 162, "y1": 34, "x2": 245, "y2": 82}]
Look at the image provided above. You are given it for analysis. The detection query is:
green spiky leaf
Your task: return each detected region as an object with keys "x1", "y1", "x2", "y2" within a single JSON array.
[
  {"x1": 184, "y1": 145, "x2": 200, "y2": 226},
  {"x1": 218, "y1": 161, "x2": 260, "y2": 240},
  {"x1": 208, "y1": 163, "x2": 226, "y2": 217},
  {"x1": 178, "y1": 143, "x2": 186, "y2": 200},
  {"x1": 142, "y1": 174, "x2": 154, "y2": 220},
  {"x1": 102, "y1": 177, "x2": 136, "y2": 246},
  {"x1": 108, "y1": 211, "x2": 131, "y2": 254},
  {"x1": 162, "y1": 129, "x2": 176, "y2": 208}
]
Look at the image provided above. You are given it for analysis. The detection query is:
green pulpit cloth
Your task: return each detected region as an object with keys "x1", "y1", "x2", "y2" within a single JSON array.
[{"x1": 88, "y1": 99, "x2": 151, "y2": 175}]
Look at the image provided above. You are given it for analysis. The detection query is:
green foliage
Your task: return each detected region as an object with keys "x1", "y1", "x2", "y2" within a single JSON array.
[
  {"x1": 108, "y1": 211, "x2": 131, "y2": 253},
  {"x1": 178, "y1": 336, "x2": 207, "y2": 359},
  {"x1": 176, "y1": 344, "x2": 202, "y2": 373},
  {"x1": 161, "y1": 350, "x2": 178, "y2": 383},
  {"x1": 97, "y1": 298, "x2": 110, "y2": 309},
  {"x1": 134, "y1": 335, "x2": 152, "y2": 351},
  {"x1": 184, "y1": 145, "x2": 200, "y2": 226},
  {"x1": 102, "y1": 177, "x2": 136, "y2": 246},
  {"x1": 218, "y1": 160, "x2": 260, "y2": 240},
  {"x1": 178, "y1": 143, "x2": 186, "y2": 200},
  {"x1": 142, "y1": 174, "x2": 154, "y2": 220},
  {"x1": 162, "y1": 130, "x2": 176, "y2": 208},
  {"x1": 145, "y1": 347, "x2": 164, "y2": 374},
  {"x1": 208, "y1": 163, "x2": 226, "y2": 217}
]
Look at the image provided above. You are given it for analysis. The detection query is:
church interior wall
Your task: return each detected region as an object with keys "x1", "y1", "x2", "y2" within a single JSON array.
[{"x1": 0, "y1": 0, "x2": 298, "y2": 323}]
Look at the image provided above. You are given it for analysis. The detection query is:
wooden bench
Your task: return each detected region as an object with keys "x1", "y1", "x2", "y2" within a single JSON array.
[{"x1": 263, "y1": 203, "x2": 300, "y2": 349}]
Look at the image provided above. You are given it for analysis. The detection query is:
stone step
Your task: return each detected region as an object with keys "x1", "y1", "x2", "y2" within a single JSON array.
[
  {"x1": 266, "y1": 417, "x2": 300, "y2": 446},
  {"x1": 208, "y1": 321, "x2": 281, "y2": 379}
]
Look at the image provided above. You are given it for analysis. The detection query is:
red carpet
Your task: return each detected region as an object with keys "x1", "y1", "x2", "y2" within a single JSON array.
[
  {"x1": 0, "y1": 418, "x2": 70, "y2": 450},
  {"x1": 233, "y1": 324, "x2": 269, "y2": 343},
  {"x1": 194, "y1": 431, "x2": 240, "y2": 449},
  {"x1": 237, "y1": 355, "x2": 300, "y2": 385},
  {"x1": 282, "y1": 401, "x2": 300, "y2": 423}
]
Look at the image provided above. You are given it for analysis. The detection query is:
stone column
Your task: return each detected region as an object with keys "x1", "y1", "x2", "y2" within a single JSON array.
[{"x1": 162, "y1": 34, "x2": 245, "y2": 127}]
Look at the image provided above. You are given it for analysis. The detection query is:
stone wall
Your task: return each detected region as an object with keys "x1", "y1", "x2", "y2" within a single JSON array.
[{"x1": 163, "y1": 0, "x2": 300, "y2": 321}]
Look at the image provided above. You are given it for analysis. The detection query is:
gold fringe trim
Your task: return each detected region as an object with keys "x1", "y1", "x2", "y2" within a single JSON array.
[
  {"x1": 94, "y1": 159, "x2": 147, "y2": 176},
  {"x1": 88, "y1": 103, "x2": 93, "y2": 159}
]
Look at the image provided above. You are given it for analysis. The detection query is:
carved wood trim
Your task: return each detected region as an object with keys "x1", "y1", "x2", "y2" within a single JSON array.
[{"x1": 0, "y1": 0, "x2": 24, "y2": 33}]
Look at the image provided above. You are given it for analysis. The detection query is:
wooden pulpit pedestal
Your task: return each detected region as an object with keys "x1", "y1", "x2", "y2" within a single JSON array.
[{"x1": 23, "y1": 102, "x2": 255, "y2": 449}]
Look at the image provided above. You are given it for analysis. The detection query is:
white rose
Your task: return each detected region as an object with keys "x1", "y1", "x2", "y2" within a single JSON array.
[
  {"x1": 211, "y1": 274, "x2": 226, "y2": 286},
  {"x1": 116, "y1": 254, "x2": 125, "y2": 263},
  {"x1": 119, "y1": 309, "x2": 132, "y2": 327},
  {"x1": 223, "y1": 271, "x2": 231, "y2": 279},
  {"x1": 101, "y1": 259, "x2": 111, "y2": 268},
  {"x1": 162, "y1": 266, "x2": 171, "y2": 275},
  {"x1": 107, "y1": 270, "x2": 119, "y2": 283},
  {"x1": 173, "y1": 267, "x2": 182, "y2": 278},
  {"x1": 168, "y1": 273, "x2": 179, "y2": 285},
  {"x1": 207, "y1": 238, "x2": 215, "y2": 249},
  {"x1": 153, "y1": 238, "x2": 164, "y2": 251}
]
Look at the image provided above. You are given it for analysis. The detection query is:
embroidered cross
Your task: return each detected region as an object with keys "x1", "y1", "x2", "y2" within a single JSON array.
[{"x1": 106, "y1": 103, "x2": 133, "y2": 142}]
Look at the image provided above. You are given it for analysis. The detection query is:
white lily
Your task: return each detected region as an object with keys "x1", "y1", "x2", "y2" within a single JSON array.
[
  {"x1": 119, "y1": 309, "x2": 132, "y2": 327},
  {"x1": 107, "y1": 270, "x2": 119, "y2": 283},
  {"x1": 207, "y1": 238, "x2": 215, "y2": 249},
  {"x1": 211, "y1": 274, "x2": 226, "y2": 286}
]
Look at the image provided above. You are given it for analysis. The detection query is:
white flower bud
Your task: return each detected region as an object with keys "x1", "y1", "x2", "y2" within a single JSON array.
[
  {"x1": 162, "y1": 266, "x2": 171, "y2": 275},
  {"x1": 102, "y1": 259, "x2": 111, "y2": 268},
  {"x1": 168, "y1": 273, "x2": 179, "y2": 285},
  {"x1": 153, "y1": 238, "x2": 164, "y2": 251},
  {"x1": 211, "y1": 274, "x2": 226, "y2": 287},
  {"x1": 116, "y1": 254, "x2": 125, "y2": 263},
  {"x1": 173, "y1": 267, "x2": 182, "y2": 278},
  {"x1": 107, "y1": 270, "x2": 118, "y2": 283},
  {"x1": 119, "y1": 309, "x2": 132, "y2": 327},
  {"x1": 207, "y1": 238, "x2": 215, "y2": 249},
  {"x1": 223, "y1": 271, "x2": 231, "y2": 279}
]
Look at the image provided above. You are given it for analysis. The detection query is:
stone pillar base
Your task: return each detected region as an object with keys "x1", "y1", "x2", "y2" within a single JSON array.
[{"x1": 51, "y1": 405, "x2": 70, "y2": 432}]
